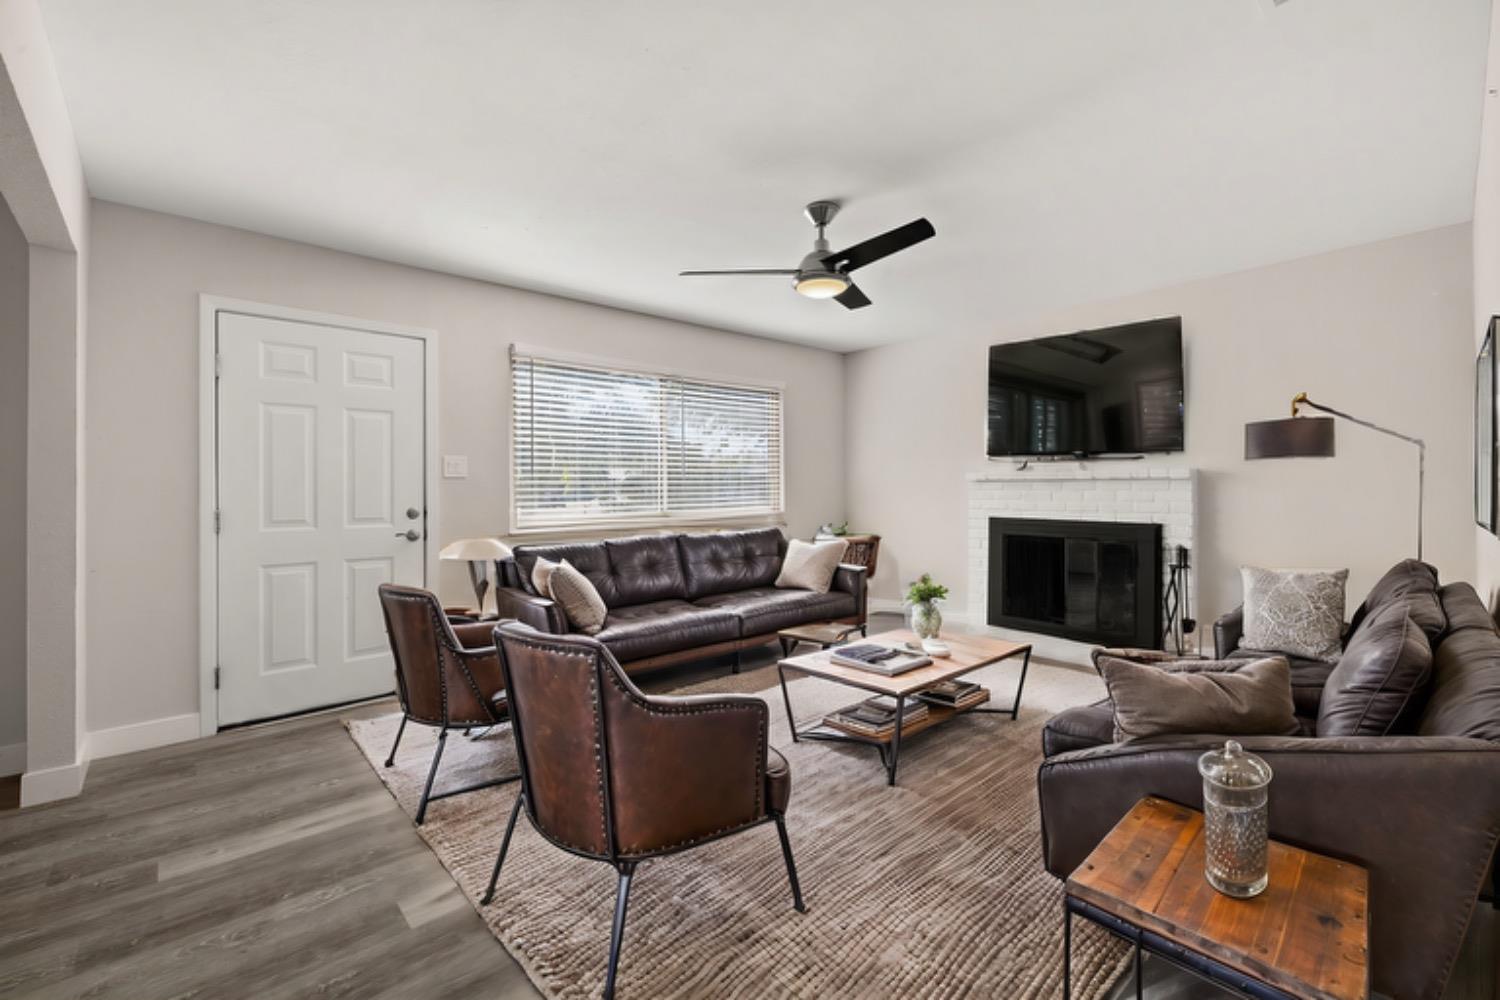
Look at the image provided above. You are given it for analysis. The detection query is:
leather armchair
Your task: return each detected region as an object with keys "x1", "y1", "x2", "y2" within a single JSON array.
[
  {"x1": 378, "y1": 584, "x2": 519, "y2": 824},
  {"x1": 1038, "y1": 734, "x2": 1500, "y2": 1000},
  {"x1": 480, "y1": 623, "x2": 805, "y2": 1000}
]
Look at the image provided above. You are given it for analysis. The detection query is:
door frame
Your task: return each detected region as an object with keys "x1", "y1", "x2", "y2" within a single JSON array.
[{"x1": 197, "y1": 295, "x2": 440, "y2": 736}]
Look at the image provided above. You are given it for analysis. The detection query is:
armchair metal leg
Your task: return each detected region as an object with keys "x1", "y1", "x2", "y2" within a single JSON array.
[
  {"x1": 384, "y1": 715, "x2": 407, "y2": 768},
  {"x1": 603, "y1": 863, "x2": 636, "y2": 1000},
  {"x1": 415, "y1": 728, "x2": 448, "y2": 826},
  {"x1": 773, "y1": 813, "x2": 807, "y2": 913},
  {"x1": 482, "y1": 793, "x2": 525, "y2": 906}
]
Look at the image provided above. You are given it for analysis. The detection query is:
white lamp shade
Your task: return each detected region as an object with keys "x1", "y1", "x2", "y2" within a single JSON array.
[{"x1": 439, "y1": 537, "x2": 513, "y2": 561}]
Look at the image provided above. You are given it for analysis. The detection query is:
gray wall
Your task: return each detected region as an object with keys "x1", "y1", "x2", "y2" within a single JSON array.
[
  {"x1": 845, "y1": 224, "x2": 1475, "y2": 633},
  {"x1": 84, "y1": 200, "x2": 847, "y2": 734},
  {"x1": 0, "y1": 195, "x2": 27, "y2": 766}
]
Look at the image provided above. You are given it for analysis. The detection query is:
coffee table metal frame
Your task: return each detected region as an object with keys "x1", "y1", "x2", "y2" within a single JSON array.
[{"x1": 775, "y1": 632, "x2": 1031, "y2": 786}]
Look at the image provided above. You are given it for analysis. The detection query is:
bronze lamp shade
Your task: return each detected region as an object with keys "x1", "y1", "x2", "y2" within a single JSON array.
[{"x1": 1243, "y1": 415, "x2": 1335, "y2": 459}]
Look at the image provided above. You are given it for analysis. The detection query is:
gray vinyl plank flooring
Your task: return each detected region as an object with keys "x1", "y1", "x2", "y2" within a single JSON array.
[
  {"x1": 0, "y1": 703, "x2": 542, "y2": 1000},
  {"x1": 2, "y1": 614, "x2": 1492, "y2": 999}
]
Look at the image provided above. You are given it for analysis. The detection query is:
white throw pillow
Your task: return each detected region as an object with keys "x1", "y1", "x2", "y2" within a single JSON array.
[
  {"x1": 531, "y1": 556, "x2": 559, "y2": 598},
  {"x1": 549, "y1": 559, "x2": 608, "y2": 635},
  {"x1": 1240, "y1": 566, "x2": 1349, "y2": 663},
  {"x1": 775, "y1": 538, "x2": 849, "y2": 594}
]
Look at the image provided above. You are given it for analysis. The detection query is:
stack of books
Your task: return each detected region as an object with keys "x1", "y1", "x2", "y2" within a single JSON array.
[
  {"x1": 828, "y1": 643, "x2": 931, "y2": 676},
  {"x1": 824, "y1": 695, "x2": 930, "y2": 739},
  {"x1": 916, "y1": 680, "x2": 990, "y2": 711}
]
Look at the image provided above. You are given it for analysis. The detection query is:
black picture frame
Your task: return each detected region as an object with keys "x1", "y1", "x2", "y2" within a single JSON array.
[{"x1": 1478, "y1": 320, "x2": 1497, "y2": 533}]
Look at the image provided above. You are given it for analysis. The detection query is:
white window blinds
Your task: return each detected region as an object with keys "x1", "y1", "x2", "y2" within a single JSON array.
[{"x1": 511, "y1": 349, "x2": 784, "y2": 530}]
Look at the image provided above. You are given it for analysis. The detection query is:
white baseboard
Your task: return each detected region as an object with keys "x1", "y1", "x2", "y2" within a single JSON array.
[
  {"x1": 20, "y1": 750, "x2": 89, "y2": 807},
  {"x1": 88, "y1": 713, "x2": 202, "y2": 760},
  {"x1": 0, "y1": 742, "x2": 25, "y2": 777}
]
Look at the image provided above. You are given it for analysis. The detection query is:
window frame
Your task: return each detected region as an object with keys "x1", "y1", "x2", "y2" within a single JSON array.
[{"x1": 507, "y1": 344, "x2": 787, "y2": 535}]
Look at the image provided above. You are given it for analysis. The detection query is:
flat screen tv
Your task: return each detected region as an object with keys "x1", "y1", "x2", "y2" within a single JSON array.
[{"x1": 987, "y1": 317, "x2": 1184, "y2": 458}]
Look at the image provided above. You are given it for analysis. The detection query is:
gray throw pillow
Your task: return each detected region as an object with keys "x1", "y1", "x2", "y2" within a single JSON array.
[
  {"x1": 1096, "y1": 654, "x2": 1300, "y2": 743},
  {"x1": 774, "y1": 538, "x2": 848, "y2": 593},
  {"x1": 1317, "y1": 601, "x2": 1432, "y2": 737},
  {"x1": 1241, "y1": 566, "x2": 1349, "y2": 663},
  {"x1": 548, "y1": 559, "x2": 608, "y2": 635}
]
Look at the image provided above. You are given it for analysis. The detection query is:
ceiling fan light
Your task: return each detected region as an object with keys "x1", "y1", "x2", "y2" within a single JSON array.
[{"x1": 794, "y1": 272, "x2": 849, "y2": 299}]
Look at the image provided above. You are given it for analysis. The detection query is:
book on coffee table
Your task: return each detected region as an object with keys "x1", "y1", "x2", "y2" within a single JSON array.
[{"x1": 828, "y1": 643, "x2": 932, "y2": 676}]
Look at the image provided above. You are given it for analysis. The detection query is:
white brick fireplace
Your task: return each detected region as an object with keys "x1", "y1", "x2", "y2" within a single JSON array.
[{"x1": 967, "y1": 465, "x2": 1198, "y2": 663}]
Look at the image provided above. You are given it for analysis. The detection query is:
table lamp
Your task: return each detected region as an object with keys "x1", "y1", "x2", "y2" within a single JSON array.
[{"x1": 439, "y1": 537, "x2": 513, "y2": 616}]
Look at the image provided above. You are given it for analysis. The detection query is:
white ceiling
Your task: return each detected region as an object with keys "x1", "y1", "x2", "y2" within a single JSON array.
[{"x1": 38, "y1": 0, "x2": 1492, "y2": 352}]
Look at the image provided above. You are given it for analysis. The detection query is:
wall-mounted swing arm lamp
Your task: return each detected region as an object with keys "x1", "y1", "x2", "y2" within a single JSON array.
[{"x1": 1243, "y1": 392, "x2": 1426, "y2": 559}]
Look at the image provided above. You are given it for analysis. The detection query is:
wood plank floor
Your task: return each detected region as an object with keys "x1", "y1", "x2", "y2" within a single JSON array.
[{"x1": 2, "y1": 620, "x2": 1494, "y2": 999}]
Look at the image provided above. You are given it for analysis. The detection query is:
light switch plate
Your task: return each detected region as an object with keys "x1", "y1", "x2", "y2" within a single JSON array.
[{"x1": 442, "y1": 455, "x2": 469, "y2": 479}]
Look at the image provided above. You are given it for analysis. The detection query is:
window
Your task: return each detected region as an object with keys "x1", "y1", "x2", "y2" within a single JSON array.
[{"x1": 510, "y1": 348, "x2": 784, "y2": 531}]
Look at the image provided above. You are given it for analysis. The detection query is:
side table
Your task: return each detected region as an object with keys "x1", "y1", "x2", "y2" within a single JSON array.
[{"x1": 1064, "y1": 796, "x2": 1369, "y2": 1000}]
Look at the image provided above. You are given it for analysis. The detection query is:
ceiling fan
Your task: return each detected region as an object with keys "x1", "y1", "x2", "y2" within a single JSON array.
[{"x1": 679, "y1": 201, "x2": 935, "y2": 310}]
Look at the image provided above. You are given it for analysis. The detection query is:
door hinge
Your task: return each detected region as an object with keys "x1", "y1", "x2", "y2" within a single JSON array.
[
  {"x1": 214, "y1": 666, "x2": 221, "y2": 690},
  {"x1": 213, "y1": 509, "x2": 222, "y2": 534}
]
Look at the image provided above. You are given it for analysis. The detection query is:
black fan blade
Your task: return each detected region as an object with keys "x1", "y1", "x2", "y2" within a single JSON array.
[
  {"x1": 826, "y1": 218, "x2": 935, "y2": 272},
  {"x1": 679, "y1": 268, "x2": 797, "y2": 276},
  {"x1": 835, "y1": 283, "x2": 872, "y2": 310}
]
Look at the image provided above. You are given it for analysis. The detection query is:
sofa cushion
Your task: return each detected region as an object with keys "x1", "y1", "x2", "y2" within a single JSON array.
[
  {"x1": 1226, "y1": 647, "x2": 1333, "y2": 717},
  {"x1": 1097, "y1": 654, "x2": 1299, "y2": 743},
  {"x1": 593, "y1": 599, "x2": 739, "y2": 662},
  {"x1": 693, "y1": 586, "x2": 856, "y2": 635},
  {"x1": 1348, "y1": 558, "x2": 1444, "y2": 642},
  {"x1": 605, "y1": 535, "x2": 687, "y2": 607},
  {"x1": 513, "y1": 540, "x2": 619, "y2": 605},
  {"x1": 1240, "y1": 566, "x2": 1348, "y2": 663},
  {"x1": 1317, "y1": 601, "x2": 1432, "y2": 737},
  {"x1": 1042, "y1": 700, "x2": 1116, "y2": 757},
  {"x1": 1438, "y1": 582, "x2": 1494, "y2": 638},
  {"x1": 679, "y1": 528, "x2": 784, "y2": 600},
  {"x1": 1420, "y1": 582, "x2": 1500, "y2": 740}
]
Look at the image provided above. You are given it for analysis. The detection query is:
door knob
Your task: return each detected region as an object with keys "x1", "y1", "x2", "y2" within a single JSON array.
[
  {"x1": 406, "y1": 507, "x2": 421, "y2": 520},
  {"x1": 396, "y1": 529, "x2": 421, "y2": 542}
]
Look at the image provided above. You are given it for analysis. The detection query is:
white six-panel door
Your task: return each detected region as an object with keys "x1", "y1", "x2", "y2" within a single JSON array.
[{"x1": 216, "y1": 311, "x2": 427, "y2": 725}]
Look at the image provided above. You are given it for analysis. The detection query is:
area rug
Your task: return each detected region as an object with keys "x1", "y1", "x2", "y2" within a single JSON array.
[{"x1": 347, "y1": 656, "x2": 1129, "y2": 999}]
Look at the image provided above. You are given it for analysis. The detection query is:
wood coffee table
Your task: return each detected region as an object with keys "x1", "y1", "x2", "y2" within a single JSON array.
[
  {"x1": 776, "y1": 629, "x2": 1031, "y2": 786},
  {"x1": 1065, "y1": 797, "x2": 1369, "y2": 1000}
]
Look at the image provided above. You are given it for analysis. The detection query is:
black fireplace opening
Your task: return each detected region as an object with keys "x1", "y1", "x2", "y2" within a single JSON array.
[{"x1": 988, "y1": 518, "x2": 1162, "y2": 648}]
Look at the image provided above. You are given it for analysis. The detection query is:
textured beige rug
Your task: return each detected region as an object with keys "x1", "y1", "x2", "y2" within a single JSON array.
[{"x1": 347, "y1": 656, "x2": 1129, "y2": 999}]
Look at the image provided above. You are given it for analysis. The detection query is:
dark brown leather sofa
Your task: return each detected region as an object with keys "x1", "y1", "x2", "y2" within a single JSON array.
[
  {"x1": 493, "y1": 527, "x2": 867, "y2": 673},
  {"x1": 1038, "y1": 561, "x2": 1500, "y2": 1000}
]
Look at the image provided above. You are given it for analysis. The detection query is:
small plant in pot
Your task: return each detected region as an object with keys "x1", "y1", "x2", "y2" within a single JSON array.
[{"x1": 905, "y1": 574, "x2": 950, "y2": 654}]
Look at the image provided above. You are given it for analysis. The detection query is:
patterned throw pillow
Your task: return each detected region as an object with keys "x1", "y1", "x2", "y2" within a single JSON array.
[
  {"x1": 1240, "y1": 566, "x2": 1349, "y2": 663},
  {"x1": 549, "y1": 559, "x2": 608, "y2": 635}
]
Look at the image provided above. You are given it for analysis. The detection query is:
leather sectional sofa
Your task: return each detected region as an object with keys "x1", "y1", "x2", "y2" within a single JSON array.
[
  {"x1": 493, "y1": 527, "x2": 867, "y2": 673},
  {"x1": 1037, "y1": 560, "x2": 1500, "y2": 1000}
]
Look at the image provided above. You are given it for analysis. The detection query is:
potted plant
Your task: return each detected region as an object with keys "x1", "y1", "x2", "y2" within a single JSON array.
[{"x1": 905, "y1": 573, "x2": 949, "y2": 643}]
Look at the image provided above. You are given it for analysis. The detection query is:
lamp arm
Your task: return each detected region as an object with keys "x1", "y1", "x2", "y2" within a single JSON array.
[
  {"x1": 1292, "y1": 393, "x2": 1425, "y2": 560},
  {"x1": 1293, "y1": 395, "x2": 1425, "y2": 449}
]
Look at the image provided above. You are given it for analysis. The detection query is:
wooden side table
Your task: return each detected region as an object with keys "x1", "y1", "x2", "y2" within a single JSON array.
[
  {"x1": 1064, "y1": 797, "x2": 1368, "y2": 1000},
  {"x1": 817, "y1": 533, "x2": 880, "y2": 577},
  {"x1": 776, "y1": 621, "x2": 865, "y2": 657}
]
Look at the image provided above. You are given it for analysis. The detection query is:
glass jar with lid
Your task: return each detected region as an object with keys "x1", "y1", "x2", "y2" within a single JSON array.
[{"x1": 1197, "y1": 740, "x2": 1273, "y2": 898}]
